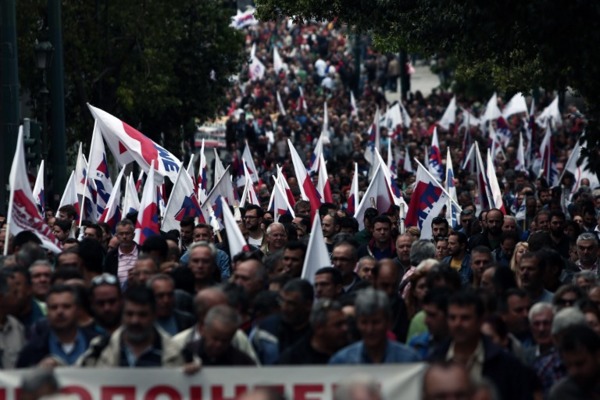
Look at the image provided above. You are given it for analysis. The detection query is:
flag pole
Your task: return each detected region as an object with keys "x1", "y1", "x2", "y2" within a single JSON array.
[
  {"x1": 414, "y1": 158, "x2": 462, "y2": 210},
  {"x1": 4, "y1": 182, "x2": 15, "y2": 256}
]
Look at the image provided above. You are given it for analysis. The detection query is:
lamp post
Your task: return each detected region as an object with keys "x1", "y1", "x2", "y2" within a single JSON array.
[{"x1": 34, "y1": 40, "x2": 53, "y2": 163}]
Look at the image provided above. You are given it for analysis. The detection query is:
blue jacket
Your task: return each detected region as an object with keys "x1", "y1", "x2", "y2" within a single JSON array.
[
  {"x1": 442, "y1": 254, "x2": 473, "y2": 286},
  {"x1": 329, "y1": 339, "x2": 421, "y2": 364}
]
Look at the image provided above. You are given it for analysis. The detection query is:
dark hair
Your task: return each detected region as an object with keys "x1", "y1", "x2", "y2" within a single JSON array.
[
  {"x1": 448, "y1": 231, "x2": 467, "y2": 245},
  {"x1": 492, "y1": 267, "x2": 517, "y2": 297},
  {"x1": 500, "y1": 231, "x2": 520, "y2": 244},
  {"x1": 58, "y1": 205, "x2": 78, "y2": 220},
  {"x1": 124, "y1": 285, "x2": 156, "y2": 312},
  {"x1": 339, "y1": 216, "x2": 359, "y2": 233},
  {"x1": 47, "y1": 284, "x2": 80, "y2": 306},
  {"x1": 140, "y1": 235, "x2": 169, "y2": 261},
  {"x1": 282, "y1": 278, "x2": 314, "y2": 303},
  {"x1": 84, "y1": 224, "x2": 103, "y2": 239},
  {"x1": 373, "y1": 215, "x2": 392, "y2": 226},
  {"x1": 245, "y1": 204, "x2": 264, "y2": 218},
  {"x1": 315, "y1": 267, "x2": 343, "y2": 285},
  {"x1": 559, "y1": 325, "x2": 600, "y2": 354},
  {"x1": 483, "y1": 314, "x2": 509, "y2": 340},
  {"x1": 63, "y1": 238, "x2": 79, "y2": 246},
  {"x1": 471, "y1": 245, "x2": 492, "y2": 256},
  {"x1": 426, "y1": 264, "x2": 462, "y2": 292},
  {"x1": 520, "y1": 251, "x2": 546, "y2": 273},
  {"x1": 77, "y1": 238, "x2": 105, "y2": 274},
  {"x1": 528, "y1": 231, "x2": 552, "y2": 252},
  {"x1": 284, "y1": 240, "x2": 307, "y2": 255},
  {"x1": 422, "y1": 287, "x2": 452, "y2": 313},
  {"x1": 180, "y1": 216, "x2": 195, "y2": 229},
  {"x1": 431, "y1": 216, "x2": 449, "y2": 228},
  {"x1": 364, "y1": 208, "x2": 378, "y2": 223},
  {"x1": 498, "y1": 288, "x2": 528, "y2": 313},
  {"x1": 53, "y1": 219, "x2": 72, "y2": 234},
  {"x1": 50, "y1": 268, "x2": 84, "y2": 285},
  {"x1": 448, "y1": 289, "x2": 485, "y2": 317},
  {"x1": 7, "y1": 266, "x2": 31, "y2": 285}
]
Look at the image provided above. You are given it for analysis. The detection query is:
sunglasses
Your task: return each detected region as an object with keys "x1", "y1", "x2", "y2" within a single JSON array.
[{"x1": 91, "y1": 273, "x2": 119, "y2": 288}]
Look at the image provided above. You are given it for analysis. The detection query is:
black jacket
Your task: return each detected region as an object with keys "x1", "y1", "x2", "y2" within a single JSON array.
[
  {"x1": 16, "y1": 323, "x2": 98, "y2": 368},
  {"x1": 103, "y1": 245, "x2": 140, "y2": 277},
  {"x1": 430, "y1": 336, "x2": 539, "y2": 400}
]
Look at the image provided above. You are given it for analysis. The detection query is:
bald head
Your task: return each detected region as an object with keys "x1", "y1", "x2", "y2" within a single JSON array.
[{"x1": 194, "y1": 287, "x2": 228, "y2": 321}]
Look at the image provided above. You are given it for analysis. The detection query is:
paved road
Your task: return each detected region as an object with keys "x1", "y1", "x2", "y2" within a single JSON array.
[{"x1": 384, "y1": 64, "x2": 441, "y2": 103}]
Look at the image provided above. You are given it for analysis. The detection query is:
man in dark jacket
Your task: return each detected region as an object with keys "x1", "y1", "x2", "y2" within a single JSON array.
[
  {"x1": 148, "y1": 274, "x2": 195, "y2": 336},
  {"x1": 187, "y1": 304, "x2": 256, "y2": 366},
  {"x1": 278, "y1": 299, "x2": 348, "y2": 364},
  {"x1": 17, "y1": 285, "x2": 98, "y2": 367},
  {"x1": 429, "y1": 290, "x2": 539, "y2": 400}
]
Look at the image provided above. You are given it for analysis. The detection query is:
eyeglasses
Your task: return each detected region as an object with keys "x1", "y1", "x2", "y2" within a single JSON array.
[{"x1": 91, "y1": 273, "x2": 119, "y2": 288}]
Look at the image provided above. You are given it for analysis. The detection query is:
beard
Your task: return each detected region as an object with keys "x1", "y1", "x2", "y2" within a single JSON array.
[{"x1": 125, "y1": 324, "x2": 153, "y2": 344}]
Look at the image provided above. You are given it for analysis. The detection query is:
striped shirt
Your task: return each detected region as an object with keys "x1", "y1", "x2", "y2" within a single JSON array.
[{"x1": 117, "y1": 246, "x2": 139, "y2": 285}]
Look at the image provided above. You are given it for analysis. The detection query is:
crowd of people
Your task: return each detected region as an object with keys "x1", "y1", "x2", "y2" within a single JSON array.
[{"x1": 2, "y1": 13, "x2": 600, "y2": 400}]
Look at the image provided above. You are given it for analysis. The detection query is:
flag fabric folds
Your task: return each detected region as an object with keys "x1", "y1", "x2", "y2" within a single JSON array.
[
  {"x1": 134, "y1": 162, "x2": 160, "y2": 245},
  {"x1": 405, "y1": 162, "x2": 444, "y2": 238},
  {"x1": 438, "y1": 96, "x2": 457, "y2": 130},
  {"x1": 354, "y1": 165, "x2": 393, "y2": 230},
  {"x1": 220, "y1": 197, "x2": 250, "y2": 258},
  {"x1": 288, "y1": 139, "x2": 321, "y2": 218},
  {"x1": 6, "y1": 127, "x2": 61, "y2": 254},
  {"x1": 87, "y1": 122, "x2": 113, "y2": 221},
  {"x1": 98, "y1": 167, "x2": 125, "y2": 231},
  {"x1": 123, "y1": 173, "x2": 141, "y2": 217},
  {"x1": 32, "y1": 161, "x2": 45, "y2": 217},
  {"x1": 88, "y1": 104, "x2": 181, "y2": 184},
  {"x1": 301, "y1": 214, "x2": 331, "y2": 284},
  {"x1": 428, "y1": 128, "x2": 444, "y2": 182},
  {"x1": 162, "y1": 167, "x2": 202, "y2": 233}
]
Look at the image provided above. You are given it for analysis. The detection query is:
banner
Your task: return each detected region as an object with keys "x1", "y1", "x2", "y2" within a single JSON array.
[{"x1": 0, "y1": 365, "x2": 425, "y2": 400}]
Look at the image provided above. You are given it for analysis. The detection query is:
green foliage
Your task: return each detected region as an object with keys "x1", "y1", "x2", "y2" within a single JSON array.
[
  {"x1": 256, "y1": 0, "x2": 600, "y2": 174},
  {"x1": 17, "y1": 0, "x2": 244, "y2": 146}
]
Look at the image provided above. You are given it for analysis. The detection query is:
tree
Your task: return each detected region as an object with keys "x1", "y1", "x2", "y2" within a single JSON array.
[
  {"x1": 255, "y1": 0, "x2": 600, "y2": 171},
  {"x1": 18, "y1": 0, "x2": 244, "y2": 147}
]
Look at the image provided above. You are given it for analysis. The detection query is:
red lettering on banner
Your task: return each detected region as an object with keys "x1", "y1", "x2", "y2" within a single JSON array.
[
  {"x1": 211, "y1": 385, "x2": 248, "y2": 400},
  {"x1": 190, "y1": 387, "x2": 203, "y2": 400},
  {"x1": 62, "y1": 386, "x2": 93, "y2": 400},
  {"x1": 294, "y1": 384, "x2": 324, "y2": 400},
  {"x1": 145, "y1": 386, "x2": 181, "y2": 400},
  {"x1": 102, "y1": 386, "x2": 136, "y2": 400}
]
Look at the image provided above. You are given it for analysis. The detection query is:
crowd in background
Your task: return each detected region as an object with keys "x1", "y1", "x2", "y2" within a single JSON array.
[{"x1": 2, "y1": 17, "x2": 600, "y2": 400}]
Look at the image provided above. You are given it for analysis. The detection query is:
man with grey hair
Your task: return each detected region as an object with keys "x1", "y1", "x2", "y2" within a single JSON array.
[
  {"x1": 261, "y1": 222, "x2": 287, "y2": 255},
  {"x1": 394, "y1": 233, "x2": 414, "y2": 276},
  {"x1": 278, "y1": 299, "x2": 348, "y2": 364},
  {"x1": 148, "y1": 274, "x2": 195, "y2": 336},
  {"x1": 356, "y1": 256, "x2": 376, "y2": 284},
  {"x1": 410, "y1": 239, "x2": 436, "y2": 267},
  {"x1": 533, "y1": 307, "x2": 587, "y2": 397},
  {"x1": 104, "y1": 219, "x2": 139, "y2": 285},
  {"x1": 186, "y1": 304, "x2": 256, "y2": 366},
  {"x1": 188, "y1": 241, "x2": 219, "y2": 292},
  {"x1": 560, "y1": 233, "x2": 600, "y2": 286},
  {"x1": 29, "y1": 259, "x2": 52, "y2": 303},
  {"x1": 173, "y1": 286, "x2": 259, "y2": 363},
  {"x1": 527, "y1": 302, "x2": 555, "y2": 362},
  {"x1": 329, "y1": 288, "x2": 420, "y2": 364}
]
